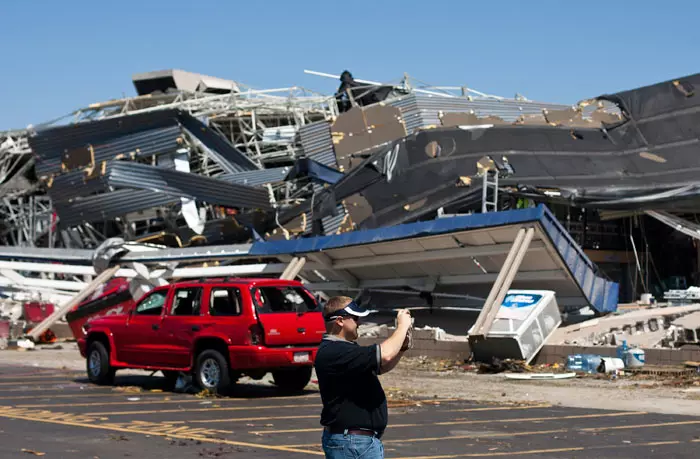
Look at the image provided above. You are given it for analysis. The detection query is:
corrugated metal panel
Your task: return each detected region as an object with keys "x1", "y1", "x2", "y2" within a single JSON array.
[
  {"x1": 301, "y1": 183, "x2": 347, "y2": 236},
  {"x1": 49, "y1": 152, "x2": 182, "y2": 203},
  {"x1": 180, "y1": 115, "x2": 259, "y2": 174},
  {"x1": 30, "y1": 110, "x2": 183, "y2": 176},
  {"x1": 389, "y1": 93, "x2": 571, "y2": 133},
  {"x1": 299, "y1": 121, "x2": 337, "y2": 167},
  {"x1": 218, "y1": 167, "x2": 290, "y2": 187},
  {"x1": 539, "y1": 208, "x2": 618, "y2": 313},
  {"x1": 106, "y1": 161, "x2": 272, "y2": 210},
  {"x1": 55, "y1": 189, "x2": 179, "y2": 227},
  {"x1": 48, "y1": 170, "x2": 110, "y2": 202}
]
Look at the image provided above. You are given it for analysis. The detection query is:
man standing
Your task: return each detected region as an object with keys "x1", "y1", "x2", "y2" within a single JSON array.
[{"x1": 314, "y1": 296, "x2": 412, "y2": 458}]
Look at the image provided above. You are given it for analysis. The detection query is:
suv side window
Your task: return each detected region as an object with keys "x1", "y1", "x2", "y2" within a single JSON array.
[
  {"x1": 252, "y1": 286, "x2": 318, "y2": 314},
  {"x1": 209, "y1": 288, "x2": 242, "y2": 316},
  {"x1": 135, "y1": 290, "x2": 168, "y2": 316},
  {"x1": 171, "y1": 288, "x2": 203, "y2": 316}
]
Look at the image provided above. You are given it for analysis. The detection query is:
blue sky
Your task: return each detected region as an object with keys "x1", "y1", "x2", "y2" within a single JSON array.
[{"x1": 1, "y1": 1, "x2": 698, "y2": 130}]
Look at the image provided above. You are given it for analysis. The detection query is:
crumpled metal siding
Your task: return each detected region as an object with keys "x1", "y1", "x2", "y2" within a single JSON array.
[
  {"x1": 298, "y1": 121, "x2": 337, "y2": 167},
  {"x1": 219, "y1": 167, "x2": 290, "y2": 187},
  {"x1": 30, "y1": 110, "x2": 183, "y2": 176},
  {"x1": 389, "y1": 93, "x2": 570, "y2": 133},
  {"x1": 179, "y1": 115, "x2": 260, "y2": 174},
  {"x1": 30, "y1": 110, "x2": 258, "y2": 178},
  {"x1": 299, "y1": 183, "x2": 347, "y2": 236},
  {"x1": 48, "y1": 170, "x2": 110, "y2": 203},
  {"x1": 55, "y1": 189, "x2": 179, "y2": 227},
  {"x1": 106, "y1": 161, "x2": 272, "y2": 210}
]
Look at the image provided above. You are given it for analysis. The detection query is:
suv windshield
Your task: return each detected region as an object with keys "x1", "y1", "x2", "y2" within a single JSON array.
[{"x1": 251, "y1": 286, "x2": 318, "y2": 314}]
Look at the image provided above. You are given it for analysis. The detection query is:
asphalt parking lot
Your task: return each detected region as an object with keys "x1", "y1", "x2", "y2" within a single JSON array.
[{"x1": 0, "y1": 365, "x2": 699, "y2": 458}]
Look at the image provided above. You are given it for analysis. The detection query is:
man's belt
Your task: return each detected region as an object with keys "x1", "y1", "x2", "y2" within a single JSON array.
[{"x1": 324, "y1": 426, "x2": 382, "y2": 438}]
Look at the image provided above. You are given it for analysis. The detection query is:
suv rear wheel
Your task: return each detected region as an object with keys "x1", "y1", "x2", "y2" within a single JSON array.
[
  {"x1": 194, "y1": 349, "x2": 231, "y2": 392},
  {"x1": 87, "y1": 341, "x2": 115, "y2": 385},
  {"x1": 272, "y1": 366, "x2": 312, "y2": 393}
]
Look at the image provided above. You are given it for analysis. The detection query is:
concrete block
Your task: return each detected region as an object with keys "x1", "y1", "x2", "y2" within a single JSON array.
[
  {"x1": 658, "y1": 349, "x2": 674, "y2": 363},
  {"x1": 645, "y1": 349, "x2": 662, "y2": 364},
  {"x1": 681, "y1": 348, "x2": 700, "y2": 363},
  {"x1": 413, "y1": 328, "x2": 438, "y2": 340}
]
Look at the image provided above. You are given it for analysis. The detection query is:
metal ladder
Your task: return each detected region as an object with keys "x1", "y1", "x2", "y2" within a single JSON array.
[{"x1": 481, "y1": 169, "x2": 499, "y2": 213}]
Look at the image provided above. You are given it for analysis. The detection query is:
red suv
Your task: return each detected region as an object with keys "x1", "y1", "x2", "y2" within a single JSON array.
[{"x1": 78, "y1": 278, "x2": 325, "y2": 392}]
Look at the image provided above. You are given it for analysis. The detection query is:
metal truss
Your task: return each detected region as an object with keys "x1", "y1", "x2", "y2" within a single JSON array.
[
  {"x1": 0, "y1": 130, "x2": 32, "y2": 184},
  {"x1": 0, "y1": 195, "x2": 54, "y2": 247}
]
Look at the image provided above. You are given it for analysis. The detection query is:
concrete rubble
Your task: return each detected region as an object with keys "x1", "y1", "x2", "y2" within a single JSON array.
[{"x1": 550, "y1": 304, "x2": 700, "y2": 349}]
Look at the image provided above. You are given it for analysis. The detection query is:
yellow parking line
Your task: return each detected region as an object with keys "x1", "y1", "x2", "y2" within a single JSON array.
[
  {"x1": 283, "y1": 428, "x2": 567, "y2": 448},
  {"x1": 580, "y1": 420, "x2": 700, "y2": 431},
  {"x1": 393, "y1": 446, "x2": 586, "y2": 458},
  {"x1": 0, "y1": 409, "x2": 322, "y2": 456},
  {"x1": 0, "y1": 391, "x2": 174, "y2": 400},
  {"x1": 0, "y1": 380, "x2": 82, "y2": 386},
  {"x1": 82, "y1": 397, "x2": 455, "y2": 416},
  {"x1": 0, "y1": 386, "x2": 99, "y2": 393},
  {"x1": 16, "y1": 393, "x2": 319, "y2": 408},
  {"x1": 171, "y1": 414, "x2": 321, "y2": 424},
  {"x1": 86, "y1": 402, "x2": 323, "y2": 416},
  {"x1": 0, "y1": 373, "x2": 83, "y2": 380},
  {"x1": 284, "y1": 417, "x2": 700, "y2": 448},
  {"x1": 249, "y1": 411, "x2": 647, "y2": 435},
  {"x1": 445, "y1": 404, "x2": 551, "y2": 413},
  {"x1": 389, "y1": 440, "x2": 682, "y2": 459}
]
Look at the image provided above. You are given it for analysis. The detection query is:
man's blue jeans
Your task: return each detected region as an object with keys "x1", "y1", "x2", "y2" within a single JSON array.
[{"x1": 321, "y1": 430, "x2": 384, "y2": 458}]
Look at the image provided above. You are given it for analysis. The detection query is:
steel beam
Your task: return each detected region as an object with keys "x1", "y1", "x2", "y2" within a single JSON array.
[
  {"x1": 27, "y1": 265, "x2": 122, "y2": 340},
  {"x1": 470, "y1": 227, "x2": 536, "y2": 339}
]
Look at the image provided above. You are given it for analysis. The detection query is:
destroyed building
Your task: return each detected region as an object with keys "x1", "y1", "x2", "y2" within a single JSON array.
[{"x1": 1, "y1": 68, "x2": 700, "y2": 323}]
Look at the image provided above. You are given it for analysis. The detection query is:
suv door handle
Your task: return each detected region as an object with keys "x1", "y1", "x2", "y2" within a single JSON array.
[
  {"x1": 152, "y1": 324, "x2": 160, "y2": 330},
  {"x1": 191, "y1": 326, "x2": 201, "y2": 332},
  {"x1": 297, "y1": 327, "x2": 306, "y2": 333}
]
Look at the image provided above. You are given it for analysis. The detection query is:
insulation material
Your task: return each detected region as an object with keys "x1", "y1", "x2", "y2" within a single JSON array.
[
  {"x1": 331, "y1": 105, "x2": 406, "y2": 172},
  {"x1": 174, "y1": 154, "x2": 206, "y2": 234}
]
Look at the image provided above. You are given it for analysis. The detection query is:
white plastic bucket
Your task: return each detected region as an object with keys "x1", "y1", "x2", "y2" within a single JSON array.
[{"x1": 600, "y1": 357, "x2": 625, "y2": 373}]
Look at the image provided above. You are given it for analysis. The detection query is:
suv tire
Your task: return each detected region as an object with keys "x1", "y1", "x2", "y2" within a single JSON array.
[
  {"x1": 87, "y1": 341, "x2": 115, "y2": 385},
  {"x1": 194, "y1": 350, "x2": 231, "y2": 392},
  {"x1": 272, "y1": 366, "x2": 312, "y2": 393}
]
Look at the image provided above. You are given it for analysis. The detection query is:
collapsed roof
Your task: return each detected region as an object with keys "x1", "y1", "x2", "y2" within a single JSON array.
[{"x1": 279, "y1": 73, "x2": 700, "y2": 231}]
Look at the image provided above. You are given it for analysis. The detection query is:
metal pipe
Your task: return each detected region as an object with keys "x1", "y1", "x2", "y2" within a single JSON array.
[{"x1": 27, "y1": 265, "x2": 121, "y2": 340}]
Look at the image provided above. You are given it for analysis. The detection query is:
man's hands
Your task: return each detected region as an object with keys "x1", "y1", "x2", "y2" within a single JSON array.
[
  {"x1": 380, "y1": 308, "x2": 413, "y2": 373},
  {"x1": 396, "y1": 309, "x2": 412, "y2": 330},
  {"x1": 397, "y1": 309, "x2": 412, "y2": 352}
]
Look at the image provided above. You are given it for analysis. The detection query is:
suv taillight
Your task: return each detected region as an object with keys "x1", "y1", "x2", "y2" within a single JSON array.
[{"x1": 248, "y1": 324, "x2": 264, "y2": 345}]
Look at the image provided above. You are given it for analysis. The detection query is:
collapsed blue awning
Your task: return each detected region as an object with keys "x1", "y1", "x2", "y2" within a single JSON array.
[{"x1": 0, "y1": 204, "x2": 617, "y2": 313}]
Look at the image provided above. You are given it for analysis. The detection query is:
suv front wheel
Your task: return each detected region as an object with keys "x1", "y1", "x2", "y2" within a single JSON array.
[
  {"x1": 194, "y1": 350, "x2": 231, "y2": 392},
  {"x1": 272, "y1": 367, "x2": 312, "y2": 393},
  {"x1": 86, "y1": 341, "x2": 115, "y2": 385}
]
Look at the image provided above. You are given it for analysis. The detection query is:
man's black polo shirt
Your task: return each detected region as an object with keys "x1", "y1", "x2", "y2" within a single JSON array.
[{"x1": 314, "y1": 335, "x2": 387, "y2": 434}]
